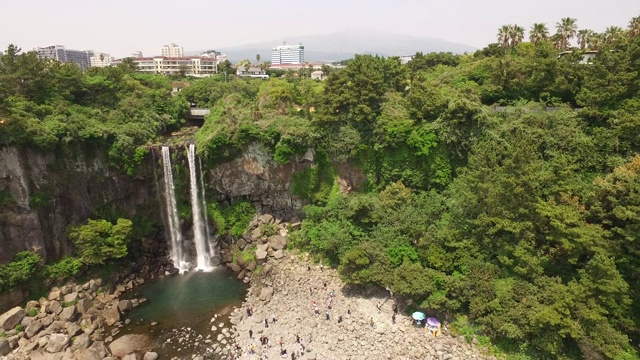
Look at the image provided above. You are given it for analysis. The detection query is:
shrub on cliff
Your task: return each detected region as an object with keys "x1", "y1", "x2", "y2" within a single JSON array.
[
  {"x1": 0, "y1": 251, "x2": 41, "y2": 292},
  {"x1": 68, "y1": 218, "x2": 133, "y2": 265}
]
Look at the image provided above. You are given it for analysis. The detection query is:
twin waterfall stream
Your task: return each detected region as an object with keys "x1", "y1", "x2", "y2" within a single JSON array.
[{"x1": 160, "y1": 144, "x2": 215, "y2": 272}]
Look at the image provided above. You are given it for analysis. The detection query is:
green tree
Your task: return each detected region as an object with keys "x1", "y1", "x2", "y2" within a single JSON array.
[
  {"x1": 556, "y1": 17, "x2": 578, "y2": 49},
  {"x1": 68, "y1": 218, "x2": 133, "y2": 265},
  {"x1": 529, "y1": 23, "x2": 550, "y2": 45}
]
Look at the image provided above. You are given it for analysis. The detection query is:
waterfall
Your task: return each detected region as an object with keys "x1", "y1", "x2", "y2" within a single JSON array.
[
  {"x1": 187, "y1": 143, "x2": 213, "y2": 271},
  {"x1": 161, "y1": 146, "x2": 188, "y2": 273},
  {"x1": 199, "y1": 157, "x2": 215, "y2": 257}
]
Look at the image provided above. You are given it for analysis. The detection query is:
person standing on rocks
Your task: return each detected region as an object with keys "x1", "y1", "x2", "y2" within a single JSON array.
[
  {"x1": 377, "y1": 302, "x2": 381, "y2": 313},
  {"x1": 265, "y1": 318, "x2": 269, "y2": 328},
  {"x1": 320, "y1": 264, "x2": 324, "y2": 272},
  {"x1": 326, "y1": 309, "x2": 330, "y2": 320},
  {"x1": 272, "y1": 313, "x2": 277, "y2": 323},
  {"x1": 392, "y1": 313, "x2": 396, "y2": 324},
  {"x1": 249, "y1": 329, "x2": 253, "y2": 338}
]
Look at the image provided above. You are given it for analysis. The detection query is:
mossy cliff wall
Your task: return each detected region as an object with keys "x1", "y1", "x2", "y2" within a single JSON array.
[
  {"x1": 0, "y1": 145, "x2": 158, "y2": 264},
  {"x1": 0, "y1": 142, "x2": 365, "y2": 264}
]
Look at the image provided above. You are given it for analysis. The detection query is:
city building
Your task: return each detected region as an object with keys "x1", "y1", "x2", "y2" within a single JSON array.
[
  {"x1": 271, "y1": 43, "x2": 304, "y2": 65},
  {"x1": 34, "y1": 45, "x2": 93, "y2": 70},
  {"x1": 236, "y1": 65, "x2": 268, "y2": 79},
  {"x1": 399, "y1": 55, "x2": 414, "y2": 64},
  {"x1": 89, "y1": 52, "x2": 114, "y2": 68},
  {"x1": 131, "y1": 51, "x2": 144, "y2": 58},
  {"x1": 161, "y1": 43, "x2": 184, "y2": 58},
  {"x1": 113, "y1": 56, "x2": 219, "y2": 77}
]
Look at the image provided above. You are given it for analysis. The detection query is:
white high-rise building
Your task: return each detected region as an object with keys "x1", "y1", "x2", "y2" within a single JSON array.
[
  {"x1": 90, "y1": 52, "x2": 114, "y2": 68},
  {"x1": 33, "y1": 45, "x2": 93, "y2": 70},
  {"x1": 271, "y1": 43, "x2": 304, "y2": 65},
  {"x1": 161, "y1": 43, "x2": 184, "y2": 58}
]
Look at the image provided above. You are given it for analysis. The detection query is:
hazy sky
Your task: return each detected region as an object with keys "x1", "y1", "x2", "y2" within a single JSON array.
[{"x1": 1, "y1": 0, "x2": 638, "y2": 58}]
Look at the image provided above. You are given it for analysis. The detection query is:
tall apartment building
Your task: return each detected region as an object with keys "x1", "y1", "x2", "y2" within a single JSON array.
[
  {"x1": 90, "y1": 52, "x2": 114, "y2": 68},
  {"x1": 34, "y1": 45, "x2": 93, "y2": 70},
  {"x1": 271, "y1": 43, "x2": 304, "y2": 65},
  {"x1": 131, "y1": 51, "x2": 144, "y2": 58},
  {"x1": 161, "y1": 43, "x2": 184, "y2": 58}
]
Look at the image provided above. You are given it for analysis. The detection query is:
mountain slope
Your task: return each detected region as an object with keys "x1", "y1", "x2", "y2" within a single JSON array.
[{"x1": 205, "y1": 29, "x2": 476, "y2": 63}]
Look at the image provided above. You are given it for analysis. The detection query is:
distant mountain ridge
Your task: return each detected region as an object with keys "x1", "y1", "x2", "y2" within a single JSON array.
[{"x1": 190, "y1": 29, "x2": 476, "y2": 63}]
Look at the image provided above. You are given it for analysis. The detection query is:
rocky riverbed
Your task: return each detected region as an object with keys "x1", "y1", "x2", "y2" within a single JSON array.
[{"x1": 214, "y1": 253, "x2": 496, "y2": 360}]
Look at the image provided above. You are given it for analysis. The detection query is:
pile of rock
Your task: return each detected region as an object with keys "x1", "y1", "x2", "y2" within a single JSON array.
[
  {"x1": 0, "y1": 278, "x2": 157, "y2": 360},
  {"x1": 220, "y1": 213, "x2": 299, "y2": 283},
  {"x1": 226, "y1": 255, "x2": 497, "y2": 360}
]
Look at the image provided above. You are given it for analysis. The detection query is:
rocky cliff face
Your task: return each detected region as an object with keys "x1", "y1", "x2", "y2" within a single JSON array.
[
  {"x1": 206, "y1": 143, "x2": 366, "y2": 217},
  {"x1": 0, "y1": 142, "x2": 366, "y2": 265},
  {"x1": 0, "y1": 145, "x2": 159, "y2": 264}
]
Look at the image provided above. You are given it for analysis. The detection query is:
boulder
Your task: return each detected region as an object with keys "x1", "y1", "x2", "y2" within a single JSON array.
[
  {"x1": 103, "y1": 307, "x2": 120, "y2": 326},
  {"x1": 0, "y1": 306, "x2": 25, "y2": 331},
  {"x1": 262, "y1": 263, "x2": 273, "y2": 275},
  {"x1": 60, "y1": 285, "x2": 74, "y2": 295},
  {"x1": 48, "y1": 291, "x2": 61, "y2": 301},
  {"x1": 59, "y1": 305, "x2": 77, "y2": 322},
  {"x1": 273, "y1": 250, "x2": 285, "y2": 259},
  {"x1": 228, "y1": 263, "x2": 242, "y2": 272},
  {"x1": 250, "y1": 227, "x2": 262, "y2": 239},
  {"x1": 256, "y1": 243, "x2": 269, "y2": 252},
  {"x1": 245, "y1": 261, "x2": 257, "y2": 272},
  {"x1": 117, "y1": 300, "x2": 133, "y2": 313},
  {"x1": 76, "y1": 347, "x2": 103, "y2": 360},
  {"x1": 258, "y1": 287, "x2": 274, "y2": 302},
  {"x1": 0, "y1": 339, "x2": 10, "y2": 356},
  {"x1": 71, "y1": 333, "x2": 92, "y2": 350},
  {"x1": 259, "y1": 214, "x2": 274, "y2": 224},
  {"x1": 143, "y1": 351, "x2": 159, "y2": 360},
  {"x1": 76, "y1": 298, "x2": 92, "y2": 314},
  {"x1": 255, "y1": 248, "x2": 268, "y2": 262},
  {"x1": 25, "y1": 319, "x2": 43, "y2": 338},
  {"x1": 124, "y1": 353, "x2": 140, "y2": 360},
  {"x1": 237, "y1": 238, "x2": 247, "y2": 250},
  {"x1": 45, "y1": 333, "x2": 69, "y2": 353},
  {"x1": 63, "y1": 292, "x2": 79, "y2": 303},
  {"x1": 66, "y1": 322, "x2": 82, "y2": 337},
  {"x1": 267, "y1": 235, "x2": 287, "y2": 251},
  {"x1": 48, "y1": 300, "x2": 63, "y2": 315}
]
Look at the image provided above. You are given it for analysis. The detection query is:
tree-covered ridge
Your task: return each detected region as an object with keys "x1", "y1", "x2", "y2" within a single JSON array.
[
  {"x1": 0, "y1": 45, "x2": 188, "y2": 173},
  {"x1": 185, "y1": 17, "x2": 640, "y2": 359}
]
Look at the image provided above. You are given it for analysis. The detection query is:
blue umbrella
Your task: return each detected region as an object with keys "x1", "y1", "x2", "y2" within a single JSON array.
[{"x1": 412, "y1": 311, "x2": 426, "y2": 321}]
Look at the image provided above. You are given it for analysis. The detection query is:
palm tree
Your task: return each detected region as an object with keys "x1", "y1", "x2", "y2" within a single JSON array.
[
  {"x1": 509, "y1": 25, "x2": 525, "y2": 48},
  {"x1": 497, "y1": 25, "x2": 511, "y2": 50},
  {"x1": 629, "y1": 16, "x2": 640, "y2": 37},
  {"x1": 529, "y1": 23, "x2": 549, "y2": 45},
  {"x1": 604, "y1": 26, "x2": 624, "y2": 44},
  {"x1": 588, "y1": 33, "x2": 604, "y2": 50},
  {"x1": 256, "y1": 54, "x2": 261, "y2": 64},
  {"x1": 577, "y1": 29, "x2": 593, "y2": 49},
  {"x1": 556, "y1": 17, "x2": 578, "y2": 49}
]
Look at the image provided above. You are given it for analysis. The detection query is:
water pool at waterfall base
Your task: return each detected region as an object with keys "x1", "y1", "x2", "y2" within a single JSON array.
[{"x1": 116, "y1": 268, "x2": 247, "y2": 359}]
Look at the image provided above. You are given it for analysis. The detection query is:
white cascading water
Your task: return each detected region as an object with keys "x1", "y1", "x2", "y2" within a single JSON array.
[
  {"x1": 199, "y1": 157, "x2": 215, "y2": 257},
  {"x1": 161, "y1": 146, "x2": 189, "y2": 273},
  {"x1": 187, "y1": 143, "x2": 213, "y2": 271}
]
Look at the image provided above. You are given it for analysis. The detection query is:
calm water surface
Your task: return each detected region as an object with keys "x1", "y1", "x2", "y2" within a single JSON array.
[{"x1": 119, "y1": 268, "x2": 247, "y2": 359}]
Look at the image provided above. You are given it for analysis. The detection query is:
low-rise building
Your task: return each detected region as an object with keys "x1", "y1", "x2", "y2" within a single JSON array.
[
  {"x1": 236, "y1": 66, "x2": 268, "y2": 79},
  {"x1": 113, "y1": 56, "x2": 219, "y2": 77}
]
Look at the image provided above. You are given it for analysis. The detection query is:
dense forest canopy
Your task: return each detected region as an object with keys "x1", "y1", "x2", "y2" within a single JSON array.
[{"x1": 1, "y1": 15, "x2": 640, "y2": 359}]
